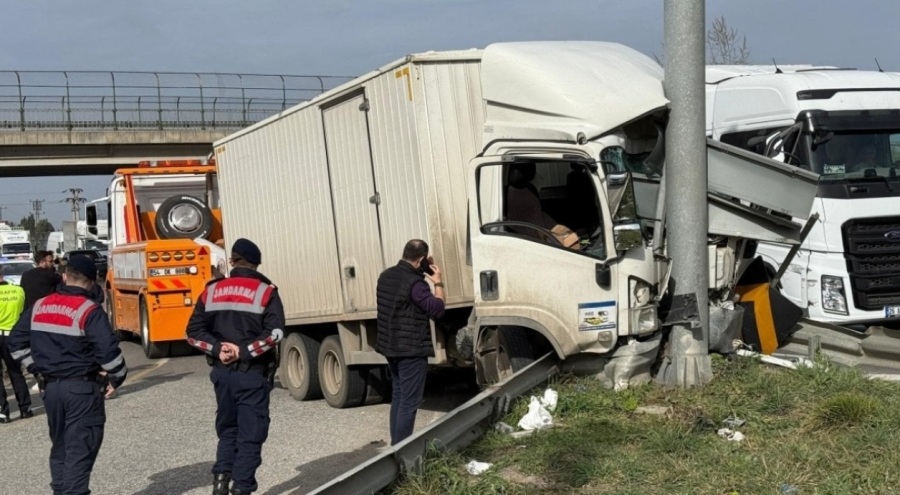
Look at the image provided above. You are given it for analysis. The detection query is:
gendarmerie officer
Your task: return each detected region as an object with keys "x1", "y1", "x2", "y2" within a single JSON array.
[
  {"x1": 8, "y1": 254, "x2": 127, "y2": 495},
  {"x1": 186, "y1": 238, "x2": 285, "y2": 495}
]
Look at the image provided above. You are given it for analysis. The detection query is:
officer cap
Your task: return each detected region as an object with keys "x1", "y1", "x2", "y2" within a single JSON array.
[
  {"x1": 67, "y1": 254, "x2": 97, "y2": 281},
  {"x1": 231, "y1": 238, "x2": 262, "y2": 265}
]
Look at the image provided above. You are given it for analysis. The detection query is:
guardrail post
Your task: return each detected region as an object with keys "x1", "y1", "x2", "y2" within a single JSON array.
[
  {"x1": 212, "y1": 97, "x2": 218, "y2": 128},
  {"x1": 279, "y1": 75, "x2": 286, "y2": 110},
  {"x1": 176, "y1": 96, "x2": 181, "y2": 125},
  {"x1": 316, "y1": 76, "x2": 325, "y2": 95},
  {"x1": 15, "y1": 71, "x2": 24, "y2": 131},
  {"x1": 197, "y1": 73, "x2": 206, "y2": 129},
  {"x1": 155, "y1": 72, "x2": 163, "y2": 130},
  {"x1": 246, "y1": 98, "x2": 254, "y2": 124},
  {"x1": 238, "y1": 74, "x2": 247, "y2": 125},
  {"x1": 63, "y1": 71, "x2": 72, "y2": 130},
  {"x1": 137, "y1": 96, "x2": 142, "y2": 127},
  {"x1": 110, "y1": 72, "x2": 118, "y2": 130},
  {"x1": 101, "y1": 96, "x2": 106, "y2": 127}
]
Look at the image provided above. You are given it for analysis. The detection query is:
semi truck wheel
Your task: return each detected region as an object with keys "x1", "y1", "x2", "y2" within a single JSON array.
[
  {"x1": 155, "y1": 195, "x2": 214, "y2": 240},
  {"x1": 318, "y1": 335, "x2": 366, "y2": 408},
  {"x1": 140, "y1": 297, "x2": 171, "y2": 359},
  {"x1": 363, "y1": 366, "x2": 392, "y2": 405},
  {"x1": 282, "y1": 332, "x2": 322, "y2": 401}
]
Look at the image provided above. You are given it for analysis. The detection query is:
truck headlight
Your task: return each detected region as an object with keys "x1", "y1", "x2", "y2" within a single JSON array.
[{"x1": 821, "y1": 275, "x2": 848, "y2": 315}]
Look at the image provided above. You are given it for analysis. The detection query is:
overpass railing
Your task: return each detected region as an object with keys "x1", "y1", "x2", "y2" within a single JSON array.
[{"x1": 0, "y1": 71, "x2": 355, "y2": 131}]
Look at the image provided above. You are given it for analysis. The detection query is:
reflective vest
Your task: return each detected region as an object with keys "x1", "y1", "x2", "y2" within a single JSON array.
[
  {"x1": 31, "y1": 293, "x2": 96, "y2": 337},
  {"x1": 205, "y1": 277, "x2": 272, "y2": 315}
]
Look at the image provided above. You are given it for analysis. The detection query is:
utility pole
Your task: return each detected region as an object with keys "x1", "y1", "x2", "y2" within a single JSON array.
[
  {"x1": 656, "y1": 0, "x2": 712, "y2": 387},
  {"x1": 29, "y1": 199, "x2": 44, "y2": 222},
  {"x1": 62, "y1": 188, "x2": 86, "y2": 222},
  {"x1": 0, "y1": 205, "x2": 6, "y2": 222}
]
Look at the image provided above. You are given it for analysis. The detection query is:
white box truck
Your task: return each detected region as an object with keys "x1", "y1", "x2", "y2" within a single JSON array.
[
  {"x1": 706, "y1": 65, "x2": 900, "y2": 329},
  {"x1": 216, "y1": 42, "x2": 817, "y2": 408}
]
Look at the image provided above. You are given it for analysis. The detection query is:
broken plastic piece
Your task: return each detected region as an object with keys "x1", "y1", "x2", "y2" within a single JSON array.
[
  {"x1": 723, "y1": 415, "x2": 746, "y2": 428},
  {"x1": 540, "y1": 388, "x2": 558, "y2": 412},
  {"x1": 494, "y1": 422, "x2": 515, "y2": 434}
]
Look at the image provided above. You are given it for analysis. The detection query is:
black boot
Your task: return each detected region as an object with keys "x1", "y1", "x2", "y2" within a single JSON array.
[
  {"x1": 212, "y1": 473, "x2": 231, "y2": 495},
  {"x1": 230, "y1": 488, "x2": 252, "y2": 495}
]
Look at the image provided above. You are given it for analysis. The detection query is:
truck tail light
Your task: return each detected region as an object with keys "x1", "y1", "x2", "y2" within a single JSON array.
[{"x1": 148, "y1": 253, "x2": 160, "y2": 262}]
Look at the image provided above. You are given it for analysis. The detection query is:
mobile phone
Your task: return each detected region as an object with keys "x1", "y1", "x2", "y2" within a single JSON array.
[{"x1": 421, "y1": 257, "x2": 434, "y2": 276}]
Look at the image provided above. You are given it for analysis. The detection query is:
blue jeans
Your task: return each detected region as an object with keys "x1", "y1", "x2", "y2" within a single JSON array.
[{"x1": 387, "y1": 357, "x2": 428, "y2": 445}]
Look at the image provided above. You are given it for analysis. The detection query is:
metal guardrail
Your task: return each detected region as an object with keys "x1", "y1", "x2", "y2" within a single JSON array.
[
  {"x1": 780, "y1": 318, "x2": 900, "y2": 373},
  {"x1": 0, "y1": 70, "x2": 355, "y2": 131},
  {"x1": 309, "y1": 353, "x2": 559, "y2": 495}
]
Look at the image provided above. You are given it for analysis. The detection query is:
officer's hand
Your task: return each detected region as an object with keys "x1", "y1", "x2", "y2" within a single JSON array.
[
  {"x1": 104, "y1": 384, "x2": 117, "y2": 399},
  {"x1": 220, "y1": 342, "x2": 240, "y2": 364}
]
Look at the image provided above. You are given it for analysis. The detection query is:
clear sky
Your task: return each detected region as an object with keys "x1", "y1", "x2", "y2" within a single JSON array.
[{"x1": 1, "y1": 0, "x2": 898, "y2": 227}]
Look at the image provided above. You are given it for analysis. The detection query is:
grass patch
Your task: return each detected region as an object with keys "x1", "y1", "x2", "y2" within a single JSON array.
[{"x1": 387, "y1": 355, "x2": 900, "y2": 494}]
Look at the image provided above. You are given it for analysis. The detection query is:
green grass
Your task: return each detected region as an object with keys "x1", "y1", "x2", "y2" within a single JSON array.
[{"x1": 387, "y1": 355, "x2": 900, "y2": 494}]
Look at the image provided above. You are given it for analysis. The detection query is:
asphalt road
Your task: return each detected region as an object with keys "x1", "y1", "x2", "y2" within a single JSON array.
[{"x1": 0, "y1": 340, "x2": 473, "y2": 495}]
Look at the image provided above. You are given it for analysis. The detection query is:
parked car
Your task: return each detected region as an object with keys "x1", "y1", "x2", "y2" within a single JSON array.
[
  {"x1": 62, "y1": 249, "x2": 108, "y2": 280},
  {"x1": 0, "y1": 258, "x2": 36, "y2": 285}
]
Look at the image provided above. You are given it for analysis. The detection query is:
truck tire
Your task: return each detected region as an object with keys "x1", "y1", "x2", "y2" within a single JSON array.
[
  {"x1": 498, "y1": 326, "x2": 536, "y2": 373},
  {"x1": 106, "y1": 289, "x2": 130, "y2": 342},
  {"x1": 140, "y1": 296, "x2": 171, "y2": 359},
  {"x1": 282, "y1": 332, "x2": 322, "y2": 401},
  {"x1": 155, "y1": 195, "x2": 214, "y2": 240},
  {"x1": 318, "y1": 335, "x2": 366, "y2": 408},
  {"x1": 363, "y1": 366, "x2": 392, "y2": 405}
]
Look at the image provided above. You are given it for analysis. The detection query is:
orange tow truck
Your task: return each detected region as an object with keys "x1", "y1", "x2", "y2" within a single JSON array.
[{"x1": 87, "y1": 159, "x2": 227, "y2": 358}]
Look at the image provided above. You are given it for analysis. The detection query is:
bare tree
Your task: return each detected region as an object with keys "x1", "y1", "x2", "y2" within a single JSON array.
[{"x1": 706, "y1": 16, "x2": 750, "y2": 64}]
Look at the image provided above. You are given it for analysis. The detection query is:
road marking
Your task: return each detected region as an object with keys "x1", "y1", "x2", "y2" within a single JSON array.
[{"x1": 131, "y1": 358, "x2": 169, "y2": 382}]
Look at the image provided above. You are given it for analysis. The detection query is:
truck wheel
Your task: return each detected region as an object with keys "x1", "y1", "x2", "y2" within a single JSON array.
[
  {"x1": 498, "y1": 326, "x2": 536, "y2": 374},
  {"x1": 140, "y1": 297, "x2": 171, "y2": 359},
  {"x1": 155, "y1": 195, "x2": 214, "y2": 240},
  {"x1": 106, "y1": 289, "x2": 129, "y2": 342},
  {"x1": 282, "y1": 332, "x2": 322, "y2": 401},
  {"x1": 318, "y1": 335, "x2": 366, "y2": 408},
  {"x1": 363, "y1": 366, "x2": 392, "y2": 405}
]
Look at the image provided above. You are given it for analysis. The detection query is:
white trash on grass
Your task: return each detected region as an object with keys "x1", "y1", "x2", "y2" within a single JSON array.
[
  {"x1": 465, "y1": 460, "x2": 493, "y2": 475},
  {"x1": 717, "y1": 428, "x2": 745, "y2": 442},
  {"x1": 540, "y1": 388, "x2": 558, "y2": 412},
  {"x1": 518, "y1": 395, "x2": 553, "y2": 431}
]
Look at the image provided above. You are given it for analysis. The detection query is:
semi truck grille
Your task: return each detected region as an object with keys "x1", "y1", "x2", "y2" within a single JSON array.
[{"x1": 843, "y1": 218, "x2": 900, "y2": 310}]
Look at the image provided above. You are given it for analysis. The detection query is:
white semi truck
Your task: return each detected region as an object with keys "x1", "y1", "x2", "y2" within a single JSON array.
[
  {"x1": 706, "y1": 66, "x2": 900, "y2": 329},
  {"x1": 215, "y1": 42, "x2": 818, "y2": 408}
]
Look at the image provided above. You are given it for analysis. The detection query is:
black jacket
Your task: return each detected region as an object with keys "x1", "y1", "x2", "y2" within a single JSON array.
[
  {"x1": 375, "y1": 261, "x2": 439, "y2": 358},
  {"x1": 186, "y1": 267, "x2": 285, "y2": 363},
  {"x1": 20, "y1": 266, "x2": 62, "y2": 309},
  {"x1": 8, "y1": 283, "x2": 127, "y2": 388}
]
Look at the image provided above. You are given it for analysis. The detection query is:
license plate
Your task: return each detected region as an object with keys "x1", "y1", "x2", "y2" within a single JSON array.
[{"x1": 885, "y1": 306, "x2": 900, "y2": 318}]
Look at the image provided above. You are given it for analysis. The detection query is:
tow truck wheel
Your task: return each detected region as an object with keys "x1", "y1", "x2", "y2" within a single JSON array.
[
  {"x1": 155, "y1": 195, "x2": 214, "y2": 240},
  {"x1": 140, "y1": 297, "x2": 171, "y2": 359},
  {"x1": 282, "y1": 332, "x2": 322, "y2": 401},
  {"x1": 106, "y1": 289, "x2": 130, "y2": 342},
  {"x1": 318, "y1": 335, "x2": 366, "y2": 408}
]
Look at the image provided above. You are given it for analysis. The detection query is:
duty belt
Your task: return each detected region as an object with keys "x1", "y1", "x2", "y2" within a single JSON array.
[
  {"x1": 45, "y1": 373, "x2": 100, "y2": 384},
  {"x1": 209, "y1": 356, "x2": 269, "y2": 374}
]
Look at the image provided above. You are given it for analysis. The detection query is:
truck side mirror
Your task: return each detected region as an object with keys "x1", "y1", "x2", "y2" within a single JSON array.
[
  {"x1": 86, "y1": 205, "x2": 98, "y2": 236},
  {"x1": 613, "y1": 223, "x2": 643, "y2": 251}
]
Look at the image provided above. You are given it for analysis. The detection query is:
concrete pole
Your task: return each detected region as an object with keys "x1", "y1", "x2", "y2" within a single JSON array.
[{"x1": 655, "y1": 0, "x2": 712, "y2": 387}]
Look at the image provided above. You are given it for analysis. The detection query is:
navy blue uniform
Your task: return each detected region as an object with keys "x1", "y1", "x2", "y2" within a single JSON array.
[
  {"x1": 8, "y1": 284, "x2": 127, "y2": 495},
  {"x1": 187, "y1": 267, "x2": 285, "y2": 494}
]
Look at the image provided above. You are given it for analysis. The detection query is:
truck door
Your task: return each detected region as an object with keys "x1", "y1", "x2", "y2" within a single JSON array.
[
  {"x1": 322, "y1": 93, "x2": 385, "y2": 312},
  {"x1": 468, "y1": 154, "x2": 627, "y2": 356}
]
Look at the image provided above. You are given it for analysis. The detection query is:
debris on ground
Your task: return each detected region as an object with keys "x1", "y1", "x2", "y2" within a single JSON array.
[
  {"x1": 778, "y1": 483, "x2": 798, "y2": 493},
  {"x1": 494, "y1": 421, "x2": 515, "y2": 434},
  {"x1": 465, "y1": 460, "x2": 493, "y2": 475},
  {"x1": 722, "y1": 415, "x2": 746, "y2": 428},
  {"x1": 717, "y1": 428, "x2": 745, "y2": 442},
  {"x1": 540, "y1": 388, "x2": 558, "y2": 412},
  {"x1": 518, "y1": 395, "x2": 553, "y2": 431}
]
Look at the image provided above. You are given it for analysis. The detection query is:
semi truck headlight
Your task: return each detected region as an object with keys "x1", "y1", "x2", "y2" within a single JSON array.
[{"x1": 822, "y1": 275, "x2": 848, "y2": 315}]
